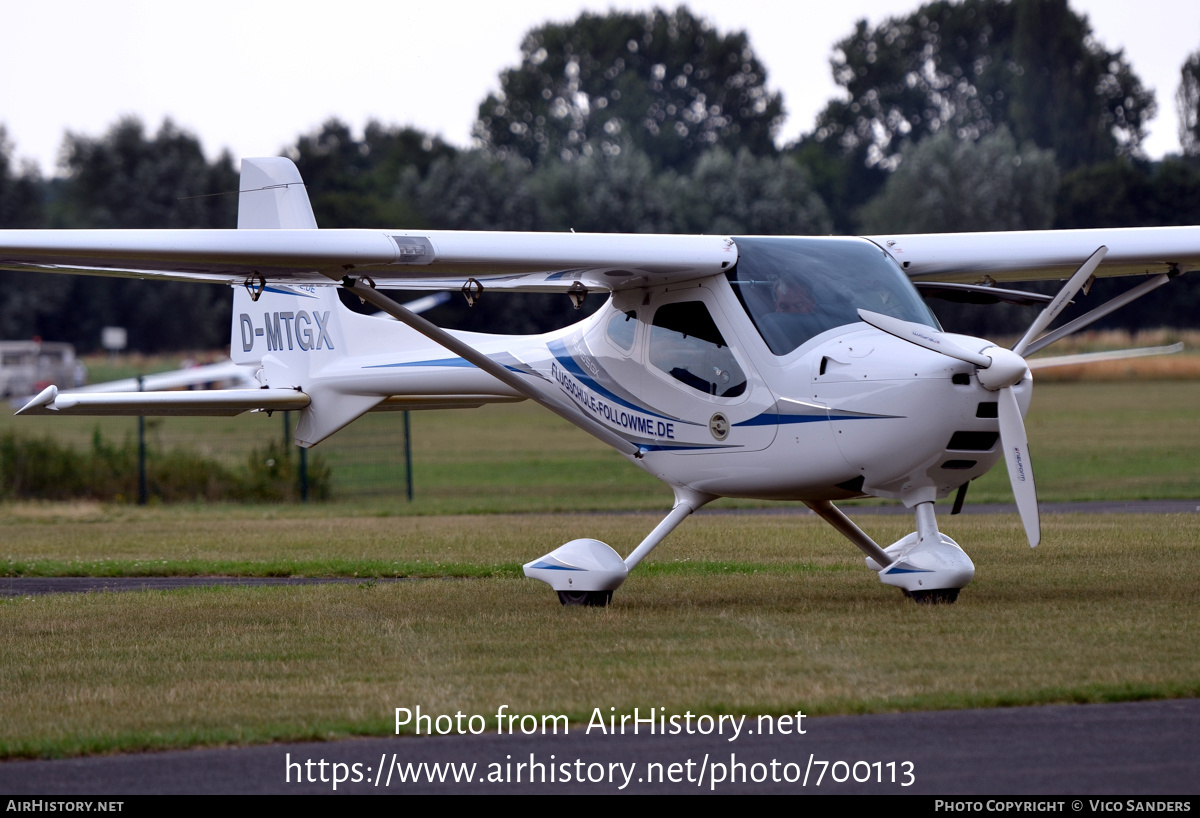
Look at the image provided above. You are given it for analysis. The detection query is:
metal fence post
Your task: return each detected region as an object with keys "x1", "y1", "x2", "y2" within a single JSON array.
[
  {"x1": 137, "y1": 375, "x2": 147, "y2": 505},
  {"x1": 299, "y1": 446, "x2": 308, "y2": 502},
  {"x1": 404, "y1": 409, "x2": 413, "y2": 501}
]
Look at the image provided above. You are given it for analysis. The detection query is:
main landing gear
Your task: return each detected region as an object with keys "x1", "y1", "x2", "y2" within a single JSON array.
[
  {"x1": 523, "y1": 489, "x2": 713, "y2": 607},
  {"x1": 806, "y1": 499, "x2": 974, "y2": 604},
  {"x1": 524, "y1": 490, "x2": 971, "y2": 607}
]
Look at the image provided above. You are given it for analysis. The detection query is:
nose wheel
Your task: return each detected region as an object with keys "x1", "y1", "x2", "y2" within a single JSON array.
[{"x1": 557, "y1": 591, "x2": 613, "y2": 607}]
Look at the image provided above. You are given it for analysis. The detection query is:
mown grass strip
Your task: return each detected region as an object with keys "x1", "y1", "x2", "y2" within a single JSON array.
[{"x1": 1, "y1": 512, "x2": 1196, "y2": 759}]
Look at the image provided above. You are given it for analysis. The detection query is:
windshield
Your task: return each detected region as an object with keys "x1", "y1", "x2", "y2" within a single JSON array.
[{"x1": 727, "y1": 237, "x2": 940, "y2": 356}]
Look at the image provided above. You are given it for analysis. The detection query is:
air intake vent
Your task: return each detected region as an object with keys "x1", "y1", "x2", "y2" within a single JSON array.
[
  {"x1": 952, "y1": 373, "x2": 971, "y2": 385},
  {"x1": 835, "y1": 475, "x2": 865, "y2": 493},
  {"x1": 947, "y1": 431, "x2": 999, "y2": 451},
  {"x1": 976, "y1": 402, "x2": 998, "y2": 418},
  {"x1": 940, "y1": 459, "x2": 978, "y2": 470}
]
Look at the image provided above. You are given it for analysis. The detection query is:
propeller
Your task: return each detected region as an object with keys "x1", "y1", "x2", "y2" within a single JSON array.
[{"x1": 857, "y1": 246, "x2": 1110, "y2": 549}]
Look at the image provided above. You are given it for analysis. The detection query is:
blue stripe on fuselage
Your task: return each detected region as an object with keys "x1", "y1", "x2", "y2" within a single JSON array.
[{"x1": 547, "y1": 338, "x2": 678, "y2": 421}]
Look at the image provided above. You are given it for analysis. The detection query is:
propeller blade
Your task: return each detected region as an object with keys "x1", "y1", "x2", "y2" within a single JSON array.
[
  {"x1": 1011, "y1": 246, "x2": 1107, "y2": 358},
  {"x1": 857, "y1": 310, "x2": 992, "y2": 367},
  {"x1": 997, "y1": 386, "x2": 1040, "y2": 547},
  {"x1": 1026, "y1": 343, "x2": 1184, "y2": 370}
]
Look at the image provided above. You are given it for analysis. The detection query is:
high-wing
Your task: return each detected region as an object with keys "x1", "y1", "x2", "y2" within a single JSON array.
[
  {"x1": 2, "y1": 225, "x2": 1198, "y2": 293},
  {"x1": 871, "y1": 226, "x2": 1200, "y2": 283},
  {"x1": 0, "y1": 229, "x2": 737, "y2": 292}
]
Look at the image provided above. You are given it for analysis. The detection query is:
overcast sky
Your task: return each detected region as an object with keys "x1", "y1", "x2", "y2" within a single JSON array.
[{"x1": 1, "y1": 0, "x2": 1197, "y2": 176}]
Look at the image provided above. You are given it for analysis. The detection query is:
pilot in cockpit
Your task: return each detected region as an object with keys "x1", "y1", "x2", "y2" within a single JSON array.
[
  {"x1": 773, "y1": 276, "x2": 817, "y2": 315},
  {"x1": 757, "y1": 275, "x2": 828, "y2": 353}
]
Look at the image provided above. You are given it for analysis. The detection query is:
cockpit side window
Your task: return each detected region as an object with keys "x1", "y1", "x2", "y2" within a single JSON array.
[
  {"x1": 606, "y1": 310, "x2": 637, "y2": 351},
  {"x1": 727, "y1": 237, "x2": 940, "y2": 356},
  {"x1": 649, "y1": 301, "x2": 746, "y2": 398}
]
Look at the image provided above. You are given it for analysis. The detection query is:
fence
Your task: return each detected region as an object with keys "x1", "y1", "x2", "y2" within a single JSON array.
[{"x1": 3, "y1": 408, "x2": 415, "y2": 502}]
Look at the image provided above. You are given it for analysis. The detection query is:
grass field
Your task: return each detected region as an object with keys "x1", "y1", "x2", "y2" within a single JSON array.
[
  {"x1": 0, "y1": 372, "x2": 1197, "y2": 759},
  {"x1": 2, "y1": 512, "x2": 1198, "y2": 758}
]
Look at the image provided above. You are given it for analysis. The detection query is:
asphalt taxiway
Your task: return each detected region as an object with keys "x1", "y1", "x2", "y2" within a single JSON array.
[{"x1": 1, "y1": 699, "x2": 1196, "y2": 794}]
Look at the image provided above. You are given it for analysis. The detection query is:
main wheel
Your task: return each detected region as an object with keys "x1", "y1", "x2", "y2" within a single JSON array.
[
  {"x1": 904, "y1": 588, "x2": 960, "y2": 604},
  {"x1": 557, "y1": 590, "x2": 613, "y2": 607}
]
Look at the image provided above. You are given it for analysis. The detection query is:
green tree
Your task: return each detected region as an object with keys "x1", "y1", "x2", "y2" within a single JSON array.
[
  {"x1": 475, "y1": 6, "x2": 783, "y2": 170},
  {"x1": 1007, "y1": 0, "x2": 1151, "y2": 169},
  {"x1": 1178, "y1": 49, "x2": 1200, "y2": 157},
  {"x1": 528, "y1": 139, "x2": 675, "y2": 233},
  {"x1": 288, "y1": 119, "x2": 456, "y2": 228},
  {"x1": 400, "y1": 150, "x2": 540, "y2": 233},
  {"x1": 672, "y1": 147, "x2": 831, "y2": 236},
  {"x1": 787, "y1": 135, "x2": 884, "y2": 234},
  {"x1": 1056, "y1": 157, "x2": 1200, "y2": 230},
  {"x1": 58, "y1": 117, "x2": 237, "y2": 229},
  {"x1": 813, "y1": 0, "x2": 1153, "y2": 172},
  {"x1": 46, "y1": 118, "x2": 238, "y2": 352},
  {"x1": 1053, "y1": 158, "x2": 1200, "y2": 331},
  {"x1": 858, "y1": 127, "x2": 1059, "y2": 336},
  {"x1": 858, "y1": 127, "x2": 1058, "y2": 233},
  {"x1": 0, "y1": 127, "x2": 43, "y2": 229},
  {"x1": 0, "y1": 127, "x2": 63, "y2": 344}
]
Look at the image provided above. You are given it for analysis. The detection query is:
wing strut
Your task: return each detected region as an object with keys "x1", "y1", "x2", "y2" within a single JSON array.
[
  {"x1": 1022, "y1": 272, "x2": 1175, "y2": 356},
  {"x1": 335, "y1": 276, "x2": 643, "y2": 457}
]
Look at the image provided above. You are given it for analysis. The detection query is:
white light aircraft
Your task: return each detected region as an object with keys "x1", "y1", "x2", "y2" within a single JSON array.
[{"x1": 3, "y1": 158, "x2": 1195, "y2": 605}]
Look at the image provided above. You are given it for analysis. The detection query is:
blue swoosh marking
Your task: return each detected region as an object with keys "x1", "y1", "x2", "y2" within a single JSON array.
[
  {"x1": 365, "y1": 357, "x2": 477, "y2": 369},
  {"x1": 363, "y1": 358, "x2": 526, "y2": 376},
  {"x1": 548, "y1": 339, "x2": 677, "y2": 421},
  {"x1": 263, "y1": 285, "x2": 319, "y2": 298},
  {"x1": 528, "y1": 560, "x2": 583, "y2": 571},
  {"x1": 735, "y1": 412, "x2": 898, "y2": 428}
]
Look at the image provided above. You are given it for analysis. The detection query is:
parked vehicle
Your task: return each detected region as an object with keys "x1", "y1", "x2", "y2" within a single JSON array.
[{"x1": 0, "y1": 341, "x2": 86, "y2": 399}]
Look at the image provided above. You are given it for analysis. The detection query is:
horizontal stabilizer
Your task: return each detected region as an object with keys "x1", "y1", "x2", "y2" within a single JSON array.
[{"x1": 17, "y1": 385, "x2": 310, "y2": 416}]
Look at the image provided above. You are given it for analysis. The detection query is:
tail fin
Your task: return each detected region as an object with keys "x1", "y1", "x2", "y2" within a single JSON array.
[
  {"x1": 237, "y1": 157, "x2": 318, "y2": 229},
  {"x1": 234, "y1": 157, "x2": 366, "y2": 445},
  {"x1": 228, "y1": 158, "x2": 501, "y2": 448}
]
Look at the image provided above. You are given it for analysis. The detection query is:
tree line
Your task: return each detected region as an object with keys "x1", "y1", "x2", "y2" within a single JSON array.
[{"x1": 2, "y1": 0, "x2": 1200, "y2": 351}]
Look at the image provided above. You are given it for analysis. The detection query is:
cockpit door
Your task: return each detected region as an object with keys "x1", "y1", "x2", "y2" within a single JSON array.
[{"x1": 629, "y1": 284, "x2": 777, "y2": 454}]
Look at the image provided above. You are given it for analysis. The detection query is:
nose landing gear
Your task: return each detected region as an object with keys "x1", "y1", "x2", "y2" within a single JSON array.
[{"x1": 808, "y1": 499, "x2": 974, "y2": 603}]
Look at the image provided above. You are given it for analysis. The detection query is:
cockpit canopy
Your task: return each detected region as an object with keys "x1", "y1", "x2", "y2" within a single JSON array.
[{"x1": 728, "y1": 237, "x2": 939, "y2": 356}]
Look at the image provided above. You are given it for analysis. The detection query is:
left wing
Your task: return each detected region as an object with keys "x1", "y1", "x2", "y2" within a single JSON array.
[{"x1": 0, "y1": 228, "x2": 736, "y2": 293}]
